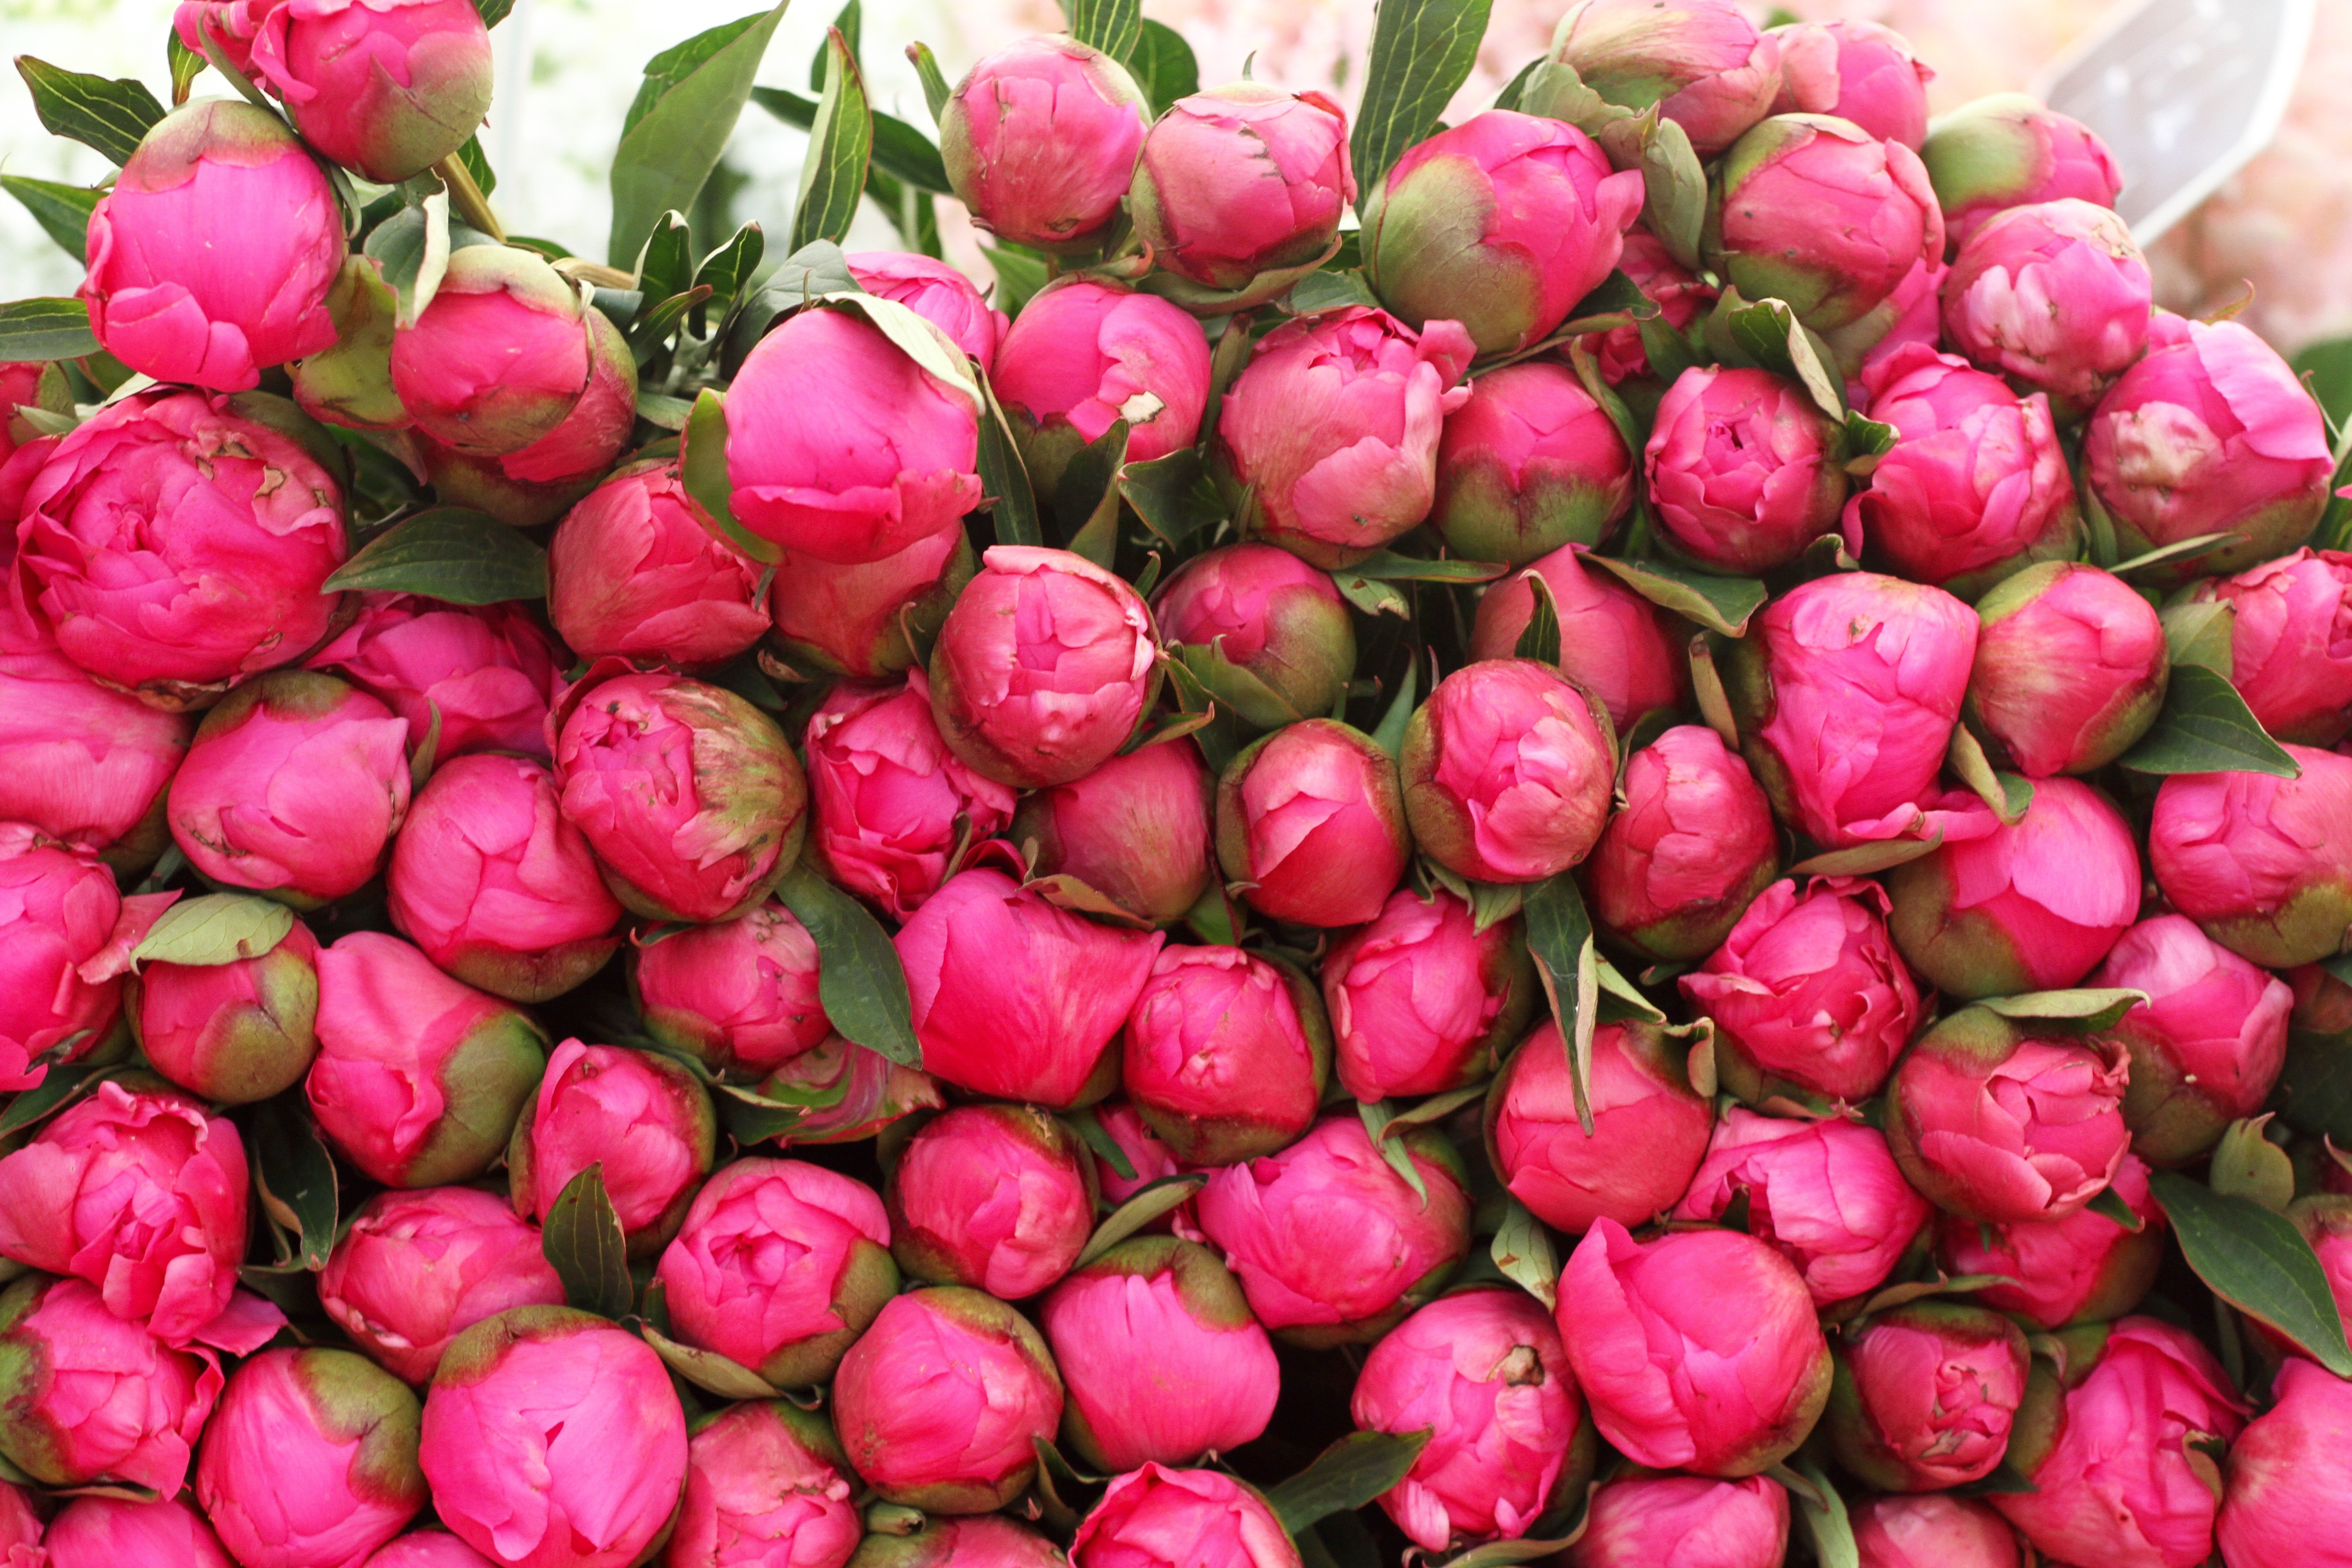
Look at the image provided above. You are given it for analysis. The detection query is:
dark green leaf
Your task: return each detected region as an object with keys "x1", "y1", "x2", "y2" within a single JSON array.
[
  {"x1": 0, "y1": 297, "x2": 99, "y2": 362},
  {"x1": 1131, "y1": 19, "x2": 1200, "y2": 117},
  {"x1": 1514, "y1": 566, "x2": 1561, "y2": 664},
  {"x1": 2293, "y1": 335, "x2": 2352, "y2": 432},
  {"x1": 544, "y1": 1163, "x2": 634, "y2": 1318},
  {"x1": 0, "y1": 1062, "x2": 107, "y2": 1137},
  {"x1": 907, "y1": 40, "x2": 952, "y2": 126},
  {"x1": 2150, "y1": 1170, "x2": 2352, "y2": 1376},
  {"x1": 1063, "y1": 0, "x2": 1142, "y2": 64},
  {"x1": 640, "y1": 1320, "x2": 778, "y2": 1399},
  {"x1": 2117, "y1": 662, "x2": 2300, "y2": 779},
  {"x1": 755, "y1": 88, "x2": 950, "y2": 194},
  {"x1": 693, "y1": 222, "x2": 766, "y2": 308},
  {"x1": 792, "y1": 31, "x2": 874, "y2": 251},
  {"x1": 1264, "y1": 1430, "x2": 1433, "y2": 1533},
  {"x1": 1977, "y1": 989, "x2": 2148, "y2": 1033},
  {"x1": 633, "y1": 211, "x2": 695, "y2": 310},
  {"x1": 813, "y1": 0, "x2": 860, "y2": 86},
  {"x1": 167, "y1": 31, "x2": 206, "y2": 103},
  {"x1": 1634, "y1": 115, "x2": 1706, "y2": 272},
  {"x1": 322, "y1": 507, "x2": 549, "y2": 602},
  {"x1": 1119, "y1": 447, "x2": 1225, "y2": 548},
  {"x1": 1077, "y1": 1175, "x2": 1208, "y2": 1267},
  {"x1": 1286, "y1": 269, "x2": 1379, "y2": 314},
  {"x1": 1842, "y1": 410, "x2": 1897, "y2": 458},
  {"x1": 454, "y1": 133, "x2": 496, "y2": 197},
  {"x1": 1067, "y1": 1105, "x2": 1139, "y2": 1183},
  {"x1": 1562, "y1": 338, "x2": 1647, "y2": 475},
  {"x1": 1345, "y1": 550, "x2": 1508, "y2": 583},
  {"x1": 133, "y1": 893, "x2": 294, "y2": 967},
  {"x1": 1057, "y1": 419, "x2": 1130, "y2": 564},
  {"x1": 362, "y1": 190, "x2": 452, "y2": 328},
  {"x1": 2086, "y1": 1186, "x2": 2144, "y2": 1231},
  {"x1": 15, "y1": 58, "x2": 165, "y2": 166},
  {"x1": 1789, "y1": 1460, "x2": 1858, "y2": 1568},
  {"x1": 1723, "y1": 294, "x2": 1845, "y2": 419},
  {"x1": 1348, "y1": 0, "x2": 1495, "y2": 216},
  {"x1": 609, "y1": 3, "x2": 791, "y2": 267},
  {"x1": 1358, "y1": 1098, "x2": 1430, "y2": 1202},
  {"x1": 713, "y1": 1079, "x2": 809, "y2": 1145},
  {"x1": 1583, "y1": 553, "x2": 1768, "y2": 637},
  {"x1": 984, "y1": 244, "x2": 1051, "y2": 318},
  {"x1": 977, "y1": 379, "x2": 1044, "y2": 547},
  {"x1": 1555, "y1": 267, "x2": 1650, "y2": 333},
  {"x1": 252, "y1": 1095, "x2": 338, "y2": 1271},
  {"x1": 474, "y1": 0, "x2": 516, "y2": 24},
  {"x1": 2278, "y1": 1026, "x2": 2352, "y2": 1145},
  {"x1": 1335, "y1": 573, "x2": 1410, "y2": 618},
  {"x1": 2, "y1": 174, "x2": 98, "y2": 260},
  {"x1": 1523, "y1": 871, "x2": 1598, "y2": 1134},
  {"x1": 1491, "y1": 54, "x2": 1541, "y2": 113},
  {"x1": 774, "y1": 862, "x2": 921, "y2": 1067},
  {"x1": 2110, "y1": 531, "x2": 2245, "y2": 579},
  {"x1": 1369, "y1": 663, "x2": 1418, "y2": 760}
]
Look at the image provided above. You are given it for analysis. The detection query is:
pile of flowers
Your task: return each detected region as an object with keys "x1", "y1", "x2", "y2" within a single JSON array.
[{"x1": 1, "y1": 0, "x2": 2351, "y2": 1564}]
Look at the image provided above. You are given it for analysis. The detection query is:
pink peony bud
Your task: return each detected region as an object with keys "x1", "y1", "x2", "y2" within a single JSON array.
[
  {"x1": 670, "y1": 1398, "x2": 861, "y2": 1568},
  {"x1": 1885, "y1": 1007, "x2": 2130, "y2": 1223},
  {"x1": 1488, "y1": 1019, "x2": 1713, "y2": 1235},
  {"x1": 1825, "y1": 1302, "x2": 2030, "y2": 1492},
  {"x1": 0, "y1": 1481, "x2": 34, "y2": 1568},
  {"x1": 1715, "y1": 115, "x2": 1943, "y2": 333},
  {"x1": 1070, "y1": 1465, "x2": 1298, "y2": 1568},
  {"x1": 0, "y1": 826, "x2": 156, "y2": 1089},
  {"x1": 319, "y1": 1186, "x2": 565, "y2": 1386},
  {"x1": 1965, "y1": 560, "x2": 2168, "y2": 776},
  {"x1": 421, "y1": 1307, "x2": 688, "y2": 1568},
  {"x1": 1010, "y1": 740, "x2": 1216, "y2": 926},
  {"x1": 1941, "y1": 198, "x2": 2152, "y2": 413},
  {"x1": 2147, "y1": 744, "x2": 2352, "y2": 968},
  {"x1": 134, "y1": 917, "x2": 320, "y2": 1104},
  {"x1": 1401, "y1": 658, "x2": 1614, "y2": 883},
  {"x1": 896, "y1": 867, "x2": 1165, "y2": 1107},
  {"x1": 990, "y1": 280, "x2": 1211, "y2": 495},
  {"x1": 1937, "y1": 1150, "x2": 2165, "y2": 1329},
  {"x1": 1529, "y1": 0, "x2": 1781, "y2": 157},
  {"x1": 1845, "y1": 343, "x2": 2079, "y2": 595},
  {"x1": 1350, "y1": 1287, "x2": 1588, "y2": 1553},
  {"x1": 887, "y1": 1106, "x2": 1094, "y2": 1299},
  {"x1": 251, "y1": 0, "x2": 489, "y2": 181},
  {"x1": 389, "y1": 753, "x2": 622, "y2": 1003},
  {"x1": 0, "y1": 1080, "x2": 247, "y2": 1345},
  {"x1": 2216, "y1": 1355, "x2": 2352, "y2": 1567},
  {"x1": 366, "y1": 1532, "x2": 500, "y2": 1568},
  {"x1": 1363, "y1": 111, "x2": 1645, "y2": 357},
  {"x1": 1645, "y1": 365, "x2": 1847, "y2": 573},
  {"x1": 633, "y1": 903, "x2": 830, "y2": 1079},
  {"x1": 845, "y1": 1518, "x2": 1063, "y2": 1568},
  {"x1": 939, "y1": 37, "x2": 1149, "y2": 255},
  {"x1": 847, "y1": 251, "x2": 1007, "y2": 369},
  {"x1": 1213, "y1": 719, "x2": 1411, "y2": 928},
  {"x1": 44, "y1": 1496, "x2": 232, "y2": 1568},
  {"x1": 1921, "y1": 93, "x2": 2124, "y2": 250},
  {"x1": 1217, "y1": 307, "x2": 1475, "y2": 569},
  {"x1": 2092, "y1": 914, "x2": 2293, "y2": 1164},
  {"x1": 755, "y1": 1036, "x2": 945, "y2": 1150},
  {"x1": 512, "y1": 1040, "x2": 717, "y2": 1260},
  {"x1": 1562, "y1": 1474, "x2": 1788, "y2": 1568},
  {"x1": 1197, "y1": 1114, "x2": 1470, "y2": 1347},
  {"x1": 418, "y1": 299, "x2": 638, "y2": 515},
  {"x1": 805, "y1": 675, "x2": 1018, "y2": 921},
  {"x1": 928, "y1": 546, "x2": 1158, "y2": 789},
  {"x1": 0, "y1": 1275, "x2": 220, "y2": 1494},
  {"x1": 1586, "y1": 725, "x2": 1779, "y2": 962},
  {"x1": 654, "y1": 1157, "x2": 897, "y2": 1388},
  {"x1": 1850, "y1": 1494, "x2": 2021, "y2": 1568},
  {"x1": 1467, "y1": 543, "x2": 1690, "y2": 732},
  {"x1": 2193, "y1": 549, "x2": 2352, "y2": 745},
  {"x1": 1152, "y1": 545, "x2": 1357, "y2": 732},
  {"x1": 1729, "y1": 570, "x2": 1983, "y2": 848},
  {"x1": 1833, "y1": 248, "x2": 1948, "y2": 391},
  {"x1": 1586, "y1": 229, "x2": 1718, "y2": 386},
  {"x1": 307, "y1": 931, "x2": 549, "y2": 1187},
  {"x1": 0, "y1": 361, "x2": 64, "y2": 466},
  {"x1": 832, "y1": 1287, "x2": 1063, "y2": 1513},
  {"x1": 550, "y1": 668, "x2": 809, "y2": 924},
  {"x1": 195, "y1": 1347, "x2": 426, "y2": 1568},
  {"x1": 16, "y1": 389, "x2": 345, "y2": 708},
  {"x1": 389, "y1": 245, "x2": 590, "y2": 456},
  {"x1": 1683, "y1": 876, "x2": 1923, "y2": 1103},
  {"x1": 0, "y1": 623, "x2": 190, "y2": 860},
  {"x1": 1042, "y1": 1237, "x2": 1279, "y2": 1472},
  {"x1": 79, "y1": 102, "x2": 343, "y2": 391},
  {"x1": 766, "y1": 510, "x2": 975, "y2": 677},
  {"x1": 1558, "y1": 1219, "x2": 1831, "y2": 1475},
  {"x1": 548, "y1": 462, "x2": 769, "y2": 671},
  {"x1": 1122, "y1": 945, "x2": 1329, "y2": 1164},
  {"x1": 1431, "y1": 361, "x2": 1635, "y2": 565},
  {"x1": 1132, "y1": 85, "x2": 1355, "y2": 311},
  {"x1": 1083, "y1": 1101, "x2": 1197, "y2": 1222},
  {"x1": 1323, "y1": 887, "x2": 1540, "y2": 1100},
  {"x1": 1772, "y1": 18, "x2": 1933, "y2": 147},
  {"x1": 1671, "y1": 1108, "x2": 1931, "y2": 1305},
  {"x1": 1991, "y1": 1318, "x2": 2246, "y2": 1568},
  {"x1": 307, "y1": 594, "x2": 564, "y2": 763}
]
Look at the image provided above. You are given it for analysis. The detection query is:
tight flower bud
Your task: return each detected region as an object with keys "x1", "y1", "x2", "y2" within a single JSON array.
[
  {"x1": 1011, "y1": 741, "x2": 1216, "y2": 927},
  {"x1": 1152, "y1": 544, "x2": 1357, "y2": 731},
  {"x1": 634, "y1": 903, "x2": 829, "y2": 1079},
  {"x1": 1885, "y1": 1007, "x2": 2130, "y2": 1224},
  {"x1": 421, "y1": 304, "x2": 639, "y2": 526},
  {"x1": 888, "y1": 1107, "x2": 1093, "y2": 1299},
  {"x1": 1123, "y1": 946, "x2": 1329, "y2": 1164},
  {"x1": 548, "y1": 462, "x2": 768, "y2": 670},
  {"x1": 1965, "y1": 561, "x2": 2167, "y2": 776},
  {"x1": 1215, "y1": 719, "x2": 1411, "y2": 927},
  {"x1": 0, "y1": 1275, "x2": 219, "y2": 1494},
  {"x1": 1586, "y1": 725, "x2": 1779, "y2": 962},
  {"x1": 1942, "y1": 199, "x2": 2151, "y2": 413},
  {"x1": 45, "y1": 1496, "x2": 233, "y2": 1568},
  {"x1": 1043, "y1": 1237, "x2": 1279, "y2": 1472},
  {"x1": 251, "y1": 0, "x2": 491, "y2": 182},
  {"x1": 2148, "y1": 745, "x2": 2352, "y2": 968},
  {"x1": 769, "y1": 525, "x2": 977, "y2": 680},
  {"x1": 1771, "y1": 17, "x2": 1933, "y2": 147},
  {"x1": 940, "y1": 38, "x2": 1149, "y2": 255},
  {"x1": 2216, "y1": 1356, "x2": 2352, "y2": 1567},
  {"x1": 1563, "y1": 1475, "x2": 1788, "y2": 1568},
  {"x1": 1671, "y1": 1109, "x2": 1930, "y2": 1304},
  {"x1": 1351, "y1": 1288, "x2": 1589, "y2": 1553},
  {"x1": 1468, "y1": 543, "x2": 1689, "y2": 732},
  {"x1": 1921, "y1": 93, "x2": 2123, "y2": 249},
  {"x1": 1489, "y1": 1019, "x2": 1711, "y2": 1234},
  {"x1": 1197, "y1": 1116, "x2": 1470, "y2": 1347},
  {"x1": 1938, "y1": 1151, "x2": 2165, "y2": 1329},
  {"x1": 2193, "y1": 549, "x2": 2352, "y2": 745},
  {"x1": 2093, "y1": 915, "x2": 2293, "y2": 1164},
  {"x1": 134, "y1": 918, "x2": 320, "y2": 1104},
  {"x1": 1332, "y1": 894, "x2": 1540, "y2": 1104},
  {"x1": 1432, "y1": 362, "x2": 1635, "y2": 565},
  {"x1": 1528, "y1": 0, "x2": 1781, "y2": 157},
  {"x1": 991, "y1": 280, "x2": 1210, "y2": 495},
  {"x1": 511, "y1": 1041, "x2": 717, "y2": 1261},
  {"x1": 655, "y1": 1158, "x2": 896, "y2": 1389},
  {"x1": 307, "y1": 594, "x2": 564, "y2": 763},
  {"x1": 1363, "y1": 112, "x2": 1644, "y2": 357},
  {"x1": 1071, "y1": 1466, "x2": 1299, "y2": 1568},
  {"x1": 366, "y1": 1533, "x2": 500, "y2": 1567},
  {"x1": 896, "y1": 868, "x2": 1165, "y2": 1107},
  {"x1": 1646, "y1": 366, "x2": 1847, "y2": 573},
  {"x1": 1401, "y1": 659, "x2": 1614, "y2": 884},
  {"x1": 1850, "y1": 1494, "x2": 2021, "y2": 1568},
  {"x1": 390, "y1": 245, "x2": 590, "y2": 456},
  {"x1": 831, "y1": 1288, "x2": 1063, "y2": 1513},
  {"x1": 0, "y1": 626, "x2": 190, "y2": 860},
  {"x1": 319, "y1": 1186, "x2": 565, "y2": 1385},
  {"x1": 671, "y1": 1399, "x2": 860, "y2": 1568},
  {"x1": 1559, "y1": 1220, "x2": 1830, "y2": 1475},
  {"x1": 80, "y1": 102, "x2": 343, "y2": 391},
  {"x1": 1714, "y1": 114, "x2": 1943, "y2": 333},
  {"x1": 1825, "y1": 1303, "x2": 2030, "y2": 1492},
  {"x1": 847, "y1": 251, "x2": 1007, "y2": 368},
  {"x1": 847, "y1": 1518, "x2": 1062, "y2": 1568},
  {"x1": 0, "y1": 827, "x2": 160, "y2": 1089},
  {"x1": 1132, "y1": 86, "x2": 1355, "y2": 312}
]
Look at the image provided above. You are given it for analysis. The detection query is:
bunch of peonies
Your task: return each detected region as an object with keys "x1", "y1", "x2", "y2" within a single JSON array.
[{"x1": 2, "y1": 0, "x2": 2351, "y2": 1564}]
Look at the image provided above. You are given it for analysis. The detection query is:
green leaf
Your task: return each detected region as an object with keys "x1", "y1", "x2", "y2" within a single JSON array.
[
  {"x1": 2161, "y1": 600, "x2": 2236, "y2": 675},
  {"x1": 2109, "y1": 531, "x2": 2244, "y2": 579},
  {"x1": 1119, "y1": 447, "x2": 1225, "y2": 549},
  {"x1": 1491, "y1": 1196, "x2": 1559, "y2": 1310},
  {"x1": 774, "y1": 863, "x2": 921, "y2": 1067},
  {"x1": 639, "y1": 1320, "x2": 779, "y2": 1399},
  {"x1": 633, "y1": 211, "x2": 696, "y2": 311},
  {"x1": 1057, "y1": 419, "x2": 1130, "y2": 566},
  {"x1": 1131, "y1": 19, "x2": 1200, "y2": 117},
  {"x1": 984, "y1": 243, "x2": 1051, "y2": 318},
  {"x1": 454, "y1": 133, "x2": 496, "y2": 197},
  {"x1": 678, "y1": 387, "x2": 776, "y2": 563},
  {"x1": 791, "y1": 30, "x2": 873, "y2": 250},
  {"x1": 813, "y1": 0, "x2": 860, "y2": 85},
  {"x1": 1286, "y1": 269, "x2": 1380, "y2": 315},
  {"x1": 1976, "y1": 988, "x2": 2148, "y2": 1033},
  {"x1": 1063, "y1": 0, "x2": 1142, "y2": 65},
  {"x1": 754, "y1": 88, "x2": 950, "y2": 193},
  {"x1": 1358, "y1": 1098, "x2": 1429, "y2": 1203},
  {"x1": 0, "y1": 1062, "x2": 108, "y2": 1138},
  {"x1": 1523, "y1": 872, "x2": 1599, "y2": 1134},
  {"x1": 1513, "y1": 565, "x2": 1561, "y2": 664},
  {"x1": 1491, "y1": 54, "x2": 1540, "y2": 113},
  {"x1": 0, "y1": 297, "x2": 99, "y2": 362},
  {"x1": 1348, "y1": 0, "x2": 1495, "y2": 216},
  {"x1": 1265, "y1": 1430, "x2": 1433, "y2": 1534},
  {"x1": 977, "y1": 377, "x2": 1044, "y2": 547},
  {"x1": 1345, "y1": 550, "x2": 1508, "y2": 583},
  {"x1": 1723, "y1": 294, "x2": 1845, "y2": 420},
  {"x1": 1947, "y1": 723, "x2": 2033, "y2": 826},
  {"x1": 2117, "y1": 662, "x2": 2300, "y2": 779},
  {"x1": 2277, "y1": 1027, "x2": 2352, "y2": 1145},
  {"x1": 474, "y1": 0, "x2": 516, "y2": 24},
  {"x1": 252, "y1": 1095, "x2": 338, "y2": 1272},
  {"x1": 711, "y1": 1078, "x2": 808, "y2": 1145},
  {"x1": 1553, "y1": 267, "x2": 1652, "y2": 334},
  {"x1": 1066, "y1": 1106, "x2": 1139, "y2": 1183},
  {"x1": 2150, "y1": 1170, "x2": 2352, "y2": 1376},
  {"x1": 1583, "y1": 553, "x2": 1768, "y2": 637},
  {"x1": 1789, "y1": 1460, "x2": 1859, "y2": 1568},
  {"x1": 132, "y1": 893, "x2": 294, "y2": 968},
  {"x1": 1334, "y1": 573, "x2": 1410, "y2": 618},
  {"x1": 2210, "y1": 1117, "x2": 2295, "y2": 1212},
  {"x1": 323, "y1": 508, "x2": 549, "y2": 602},
  {"x1": 907, "y1": 40, "x2": 953, "y2": 126},
  {"x1": 1077, "y1": 1175, "x2": 1208, "y2": 1268},
  {"x1": 15, "y1": 58, "x2": 165, "y2": 167},
  {"x1": 1369, "y1": 662, "x2": 1419, "y2": 761},
  {"x1": 543, "y1": 1164, "x2": 635, "y2": 1318},
  {"x1": 2, "y1": 175, "x2": 98, "y2": 260},
  {"x1": 362, "y1": 188, "x2": 452, "y2": 328},
  {"x1": 609, "y1": 3, "x2": 791, "y2": 268},
  {"x1": 2293, "y1": 335, "x2": 2352, "y2": 432},
  {"x1": 167, "y1": 31, "x2": 206, "y2": 103},
  {"x1": 694, "y1": 222, "x2": 767, "y2": 309}
]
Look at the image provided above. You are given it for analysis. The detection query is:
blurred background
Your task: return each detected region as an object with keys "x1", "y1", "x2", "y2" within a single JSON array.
[{"x1": 3, "y1": 0, "x2": 2348, "y2": 357}]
